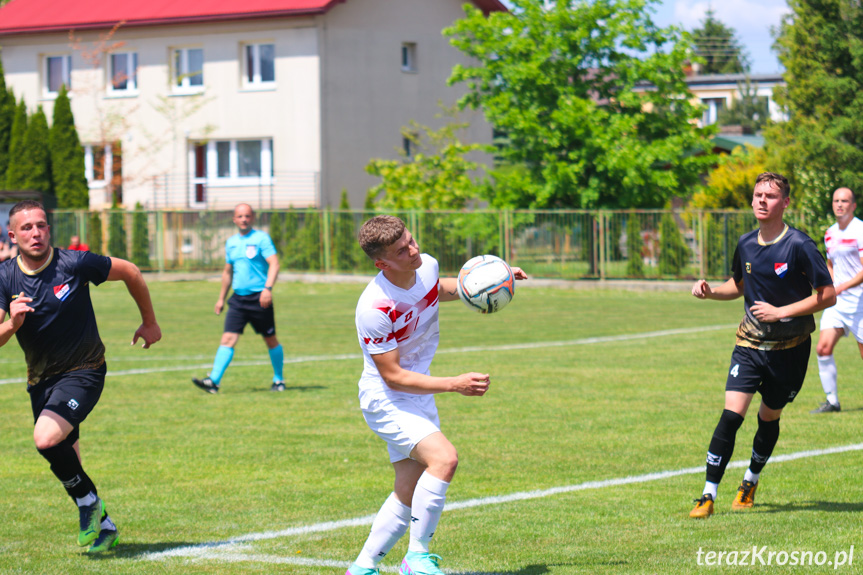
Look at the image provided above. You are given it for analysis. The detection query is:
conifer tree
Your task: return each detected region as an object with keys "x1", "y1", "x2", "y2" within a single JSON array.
[
  {"x1": 130, "y1": 203, "x2": 150, "y2": 268},
  {"x1": 0, "y1": 57, "x2": 14, "y2": 182},
  {"x1": 50, "y1": 85, "x2": 89, "y2": 207},
  {"x1": 5, "y1": 98, "x2": 28, "y2": 190},
  {"x1": 23, "y1": 106, "x2": 52, "y2": 194}
]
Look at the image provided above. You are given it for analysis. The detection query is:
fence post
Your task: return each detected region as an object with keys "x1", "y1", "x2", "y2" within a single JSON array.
[
  {"x1": 599, "y1": 211, "x2": 607, "y2": 280},
  {"x1": 322, "y1": 208, "x2": 332, "y2": 273},
  {"x1": 699, "y1": 210, "x2": 706, "y2": 279},
  {"x1": 156, "y1": 210, "x2": 165, "y2": 274}
]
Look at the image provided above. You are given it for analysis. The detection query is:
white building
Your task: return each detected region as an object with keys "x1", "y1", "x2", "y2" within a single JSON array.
[{"x1": 0, "y1": 0, "x2": 504, "y2": 209}]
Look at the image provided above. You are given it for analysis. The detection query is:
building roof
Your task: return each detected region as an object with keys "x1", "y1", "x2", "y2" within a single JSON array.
[
  {"x1": 712, "y1": 134, "x2": 765, "y2": 152},
  {"x1": 0, "y1": 0, "x2": 507, "y2": 36}
]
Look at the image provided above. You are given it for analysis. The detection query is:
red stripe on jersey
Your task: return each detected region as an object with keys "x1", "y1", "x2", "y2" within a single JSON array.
[{"x1": 372, "y1": 282, "x2": 439, "y2": 343}]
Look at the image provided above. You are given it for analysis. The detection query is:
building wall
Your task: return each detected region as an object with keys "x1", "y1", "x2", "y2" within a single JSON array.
[
  {"x1": 319, "y1": 0, "x2": 493, "y2": 208},
  {"x1": 1, "y1": 18, "x2": 322, "y2": 210}
]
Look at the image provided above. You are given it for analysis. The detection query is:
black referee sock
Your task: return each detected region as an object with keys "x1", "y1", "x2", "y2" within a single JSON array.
[
  {"x1": 705, "y1": 409, "x2": 745, "y2": 484},
  {"x1": 37, "y1": 438, "x2": 97, "y2": 501},
  {"x1": 749, "y1": 415, "x2": 780, "y2": 475}
]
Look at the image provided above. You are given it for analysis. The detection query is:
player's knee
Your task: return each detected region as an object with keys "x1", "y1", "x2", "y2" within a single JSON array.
[{"x1": 33, "y1": 430, "x2": 62, "y2": 451}]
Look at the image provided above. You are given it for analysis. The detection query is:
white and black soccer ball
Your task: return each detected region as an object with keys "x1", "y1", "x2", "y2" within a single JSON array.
[{"x1": 457, "y1": 255, "x2": 516, "y2": 314}]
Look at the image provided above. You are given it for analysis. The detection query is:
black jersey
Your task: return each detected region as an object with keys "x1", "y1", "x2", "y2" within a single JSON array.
[
  {"x1": 731, "y1": 225, "x2": 832, "y2": 350},
  {"x1": 0, "y1": 248, "x2": 111, "y2": 386}
]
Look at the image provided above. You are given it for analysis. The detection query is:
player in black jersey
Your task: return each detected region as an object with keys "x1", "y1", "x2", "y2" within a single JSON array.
[
  {"x1": 689, "y1": 173, "x2": 835, "y2": 518},
  {"x1": 0, "y1": 200, "x2": 161, "y2": 552}
]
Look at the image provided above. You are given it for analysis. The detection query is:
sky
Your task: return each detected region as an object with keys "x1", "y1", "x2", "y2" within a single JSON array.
[{"x1": 650, "y1": 0, "x2": 790, "y2": 74}]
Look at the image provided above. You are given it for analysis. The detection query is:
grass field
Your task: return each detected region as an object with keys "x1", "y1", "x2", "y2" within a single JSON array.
[{"x1": 1, "y1": 278, "x2": 862, "y2": 574}]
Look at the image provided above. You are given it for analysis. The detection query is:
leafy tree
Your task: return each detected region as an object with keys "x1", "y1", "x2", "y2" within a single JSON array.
[
  {"x1": 767, "y1": 0, "x2": 863, "y2": 234},
  {"x1": 626, "y1": 212, "x2": 645, "y2": 277},
  {"x1": 5, "y1": 98, "x2": 28, "y2": 190},
  {"x1": 0, "y1": 58, "x2": 14, "y2": 182},
  {"x1": 130, "y1": 203, "x2": 150, "y2": 268},
  {"x1": 716, "y1": 78, "x2": 770, "y2": 133},
  {"x1": 446, "y1": 0, "x2": 716, "y2": 209},
  {"x1": 690, "y1": 8, "x2": 751, "y2": 74},
  {"x1": 22, "y1": 106, "x2": 52, "y2": 194},
  {"x1": 692, "y1": 145, "x2": 768, "y2": 208},
  {"x1": 366, "y1": 114, "x2": 491, "y2": 209},
  {"x1": 50, "y1": 85, "x2": 89, "y2": 208}
]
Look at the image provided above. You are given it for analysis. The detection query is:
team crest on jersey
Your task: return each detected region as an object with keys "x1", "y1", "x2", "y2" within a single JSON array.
[
  {"x1": 53, "y1": 283, "x2": 71, "y2": 301},
  {"x1": 774, "y1": 262, "x2": 788, "y2": 277},
  {"x1": 746, "y1": 262, "x2": 751, "y2": 274},
  {"x1": 246, "y1": 245, "x2": 257, "y2": 259}
]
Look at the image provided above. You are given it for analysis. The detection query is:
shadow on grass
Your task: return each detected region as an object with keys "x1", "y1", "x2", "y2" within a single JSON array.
[
  {"x1": 756, "y1": 500, "x2": 863, "y2": 513},
  {"x1": 453, "y1": 561, "x2": 625, "y2": 575}
]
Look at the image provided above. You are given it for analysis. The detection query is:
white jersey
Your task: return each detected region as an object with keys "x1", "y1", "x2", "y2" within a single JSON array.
[
  {"x1": 825, "y1": 217, "x2": 863, "y2": 314},
  {"x1": 356, "y1": 254, "x2": 440, "y2": 407}
]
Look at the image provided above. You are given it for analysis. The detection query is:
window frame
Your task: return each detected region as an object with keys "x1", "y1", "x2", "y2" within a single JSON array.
[
  {"x1": 242, "y1": 42, "x2": 276, "y2": 89},
  {"x1": 107, "y1": 51, "x2": 139, "y2": 96},
  {"x1": 401, "y1": 42, "x2": 417, "y2": 73},
  {"x1": 199, "y1": 138, "x2": 274, "y2": 186},
  {"x1": 43, "y1": 54, "x2": 72, "y2": 98},
  {"x1": 172, "y1": 47, "x2": 205, "y2": 94}
]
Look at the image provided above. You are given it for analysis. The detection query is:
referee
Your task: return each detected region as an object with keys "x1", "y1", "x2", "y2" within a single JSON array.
[
  {"x1": 0, "y1": 200, "x2": 161, "y2": 552},
  {"x1": 193, "y1": 203, "x2": 284, "y2": 393}
]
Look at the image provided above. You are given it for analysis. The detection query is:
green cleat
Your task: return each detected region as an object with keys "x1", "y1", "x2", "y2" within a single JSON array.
[
  {"x1": 399, "y1": 551, "x2": 445, "y2": 575},
  {"x1": 87, "y1": 528, "x2": 119, "y2": 553},
  {"x1": 77, "y1": 497, "x2": 103, "y2": 547}
]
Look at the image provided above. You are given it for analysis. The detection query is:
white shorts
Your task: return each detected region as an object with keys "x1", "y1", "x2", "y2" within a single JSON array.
[
  {"x1": 362, "y1": 393, "x2": 440, "y2": 463},
  {"x1": 820, "y1": 306, "x2": 863, "y2": 342}
]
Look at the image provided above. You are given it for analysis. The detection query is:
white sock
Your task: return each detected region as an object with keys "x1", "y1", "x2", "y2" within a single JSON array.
[
  {"x1": 407, "y1": 472, "x2": 449, "y2": 553},
  {"x1": 75, "y1": 492, "x2": 97, "y2": 507},
  {"x1": 101, "y1": 515, "x2": 117, "y2": 531},
  {"x1": 817, "y1": 355, "x2": 839, "y2": 403},
  {"x1": 703, "y1": 481, "x2": 718, "y2": 500},
  {"x1": 743, "y1": 469, "x2": 760, "y2": 484},
  {"x1": 354, "y1": 492, "x2": 411, "y2": 569}
]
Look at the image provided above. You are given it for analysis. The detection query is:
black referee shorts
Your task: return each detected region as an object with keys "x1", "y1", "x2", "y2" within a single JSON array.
[
  {"x1": 224, "y1": 292, "x2": 276, "y2": 336},
  {"x1": 28, "y1": 363, "x2": 107, "y2": 426},
  {"x1": 724, "y1": 338, "x2": 811, "y2": 410}
]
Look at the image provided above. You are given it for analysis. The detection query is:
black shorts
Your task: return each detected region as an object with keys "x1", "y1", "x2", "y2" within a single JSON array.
[
  {"x1": 27, "y1": 364, "x2": 107, "y2": 426},
  {"x1": 224, "y1": 292, "x2": 276, "y2": 336},
  {"x1": 725, "y1": 338, "x2": 811, "y2": 410}
]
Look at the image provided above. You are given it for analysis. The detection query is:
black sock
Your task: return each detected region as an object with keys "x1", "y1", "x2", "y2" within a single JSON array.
[
  {"x1": 749, "y1": 415, "x2": 780, "y2": 475},
  {"x1": 37, "y1": 436, "x2": 97, "y2": 502},
  {"x1": 705, "y1": 409, "x2": 745, "y2": 484}
]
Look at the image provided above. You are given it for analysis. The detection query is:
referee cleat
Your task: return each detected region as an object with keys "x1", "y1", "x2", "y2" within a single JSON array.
[
  {"x1": 810, "y1": 401, "x2": 841, "y2": 414},
  {"x1": 77, "y1": 497, "x2": 103, "y2": 546},
  {"x1": 689, "y1": 493, "x2": 714, "y2": 518},
  {"x1": 270, "y1": 381, "x2": 286, "y2": 392},
  {"x1": 192, "y1": 376, "x2": 219, "y2": 394},
  {"x1": 346, "y1": 563, "x2": 380, "y2": 575},
  {"x1": 399, "y1": 551, "x2": 445, "y2": 575},
  {"x1": 87, "y1": 527, "x2": 119, "y2": 553},
  {"x1": 732, "y1": 480, "x2": 758, "y2": 510}
]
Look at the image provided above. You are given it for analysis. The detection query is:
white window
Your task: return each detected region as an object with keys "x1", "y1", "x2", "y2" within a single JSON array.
[
  {"x1": 44, "y1": 55, "x2": 72, "y2": 97},
  {"x1": 173, "y1": 48, "x2": 204, "y2": 92},
  {"x1": 701, "y1": 97, "x2": 726, "y2": 126},
  {"x1": 199, "y1": 139, "x2": 273, "y2": 183},
  {"x1": 243, "y1": 43, "x2": 275, "y2": 87},
  {"x1": 109, "y1": 52, "x2": 138, "y2": 94},
  {"x1": 401, "y1": 43, "x2": 417, "y2": 72},
  {"x1": 84, "y1": 143, "x2": 123, "y2": 203}
]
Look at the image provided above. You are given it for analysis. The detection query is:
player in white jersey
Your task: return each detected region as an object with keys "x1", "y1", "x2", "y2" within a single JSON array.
[
  {"x1": 347, "y1": 215, "x2": 525, "y2": 575},
  {"x1": 813, "y1": 187, "x2": 863, "y2": 413}
]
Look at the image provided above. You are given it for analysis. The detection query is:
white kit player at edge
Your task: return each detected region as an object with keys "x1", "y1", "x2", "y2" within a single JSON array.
[
  {"x1": 813, "y1": 187, "x2": 863, "y2": 413},
  {"x1": 347, "y1": 215, "x2": 526, "y2": 575}
]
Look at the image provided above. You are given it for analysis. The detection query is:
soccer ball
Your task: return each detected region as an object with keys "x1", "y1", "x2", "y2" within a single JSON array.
[{"x1": 457, "y1": 255, "x2": 515, "y2": 314}]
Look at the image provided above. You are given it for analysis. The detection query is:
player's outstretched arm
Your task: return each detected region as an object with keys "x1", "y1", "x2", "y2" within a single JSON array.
[
  {"x1": 692, "y1": 277, "x2": 742, "y2": 301},
  {"x1": 751, "y1": 284, "x2": 837, "y2": 323},
  {"x1": 372, "y1": 349, "x2": 489, "y2": 396},
  {"x1": 107, "y1": 258, "x2": 162, "y2": 348}
]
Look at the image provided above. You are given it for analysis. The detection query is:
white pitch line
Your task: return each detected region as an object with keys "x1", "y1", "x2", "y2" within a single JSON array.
[
  {"x1": 0, "y1": 324, "x2": 735, "y2": 386},
  {"x1": 141, "y1": 441, "x2": 863, "y2": 566}
]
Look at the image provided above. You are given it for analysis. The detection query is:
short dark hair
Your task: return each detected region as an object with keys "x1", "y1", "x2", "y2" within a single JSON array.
[
  {"x1": 9, "y1": 200, "x2": 46, "y2": 222},
  {"x1": 358, "y1": 215, "x2": 406, "y2": 260},
  {"x1": 755, "y1": 172, "x2": 791, "y2": 198}
]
